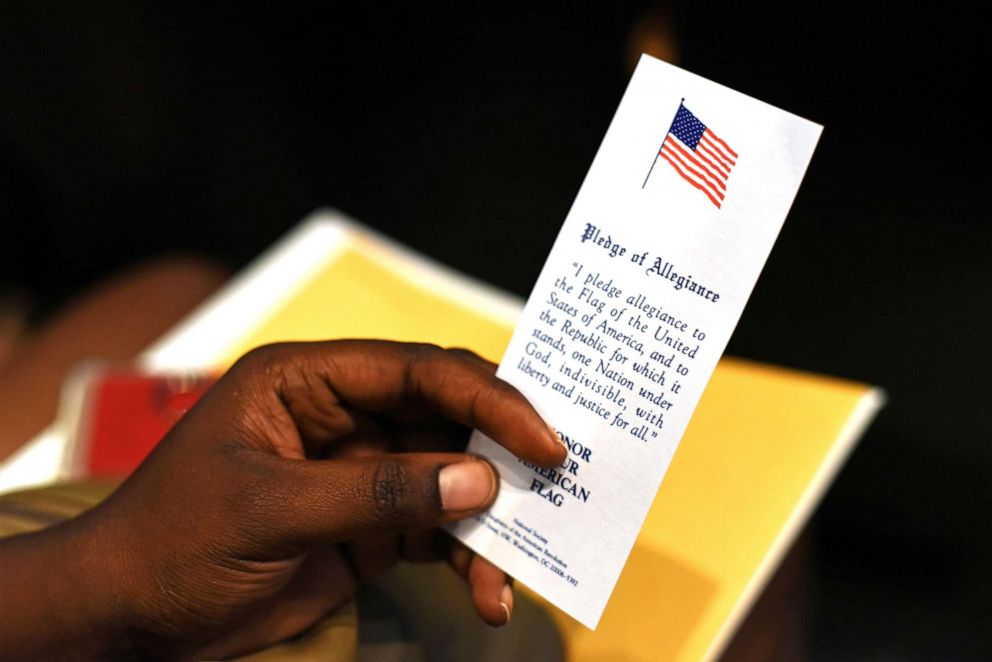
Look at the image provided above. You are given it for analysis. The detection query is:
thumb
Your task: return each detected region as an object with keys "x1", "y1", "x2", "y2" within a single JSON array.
[{"x1": 258, "y1": 453, "x2": 498, "y2": 548}]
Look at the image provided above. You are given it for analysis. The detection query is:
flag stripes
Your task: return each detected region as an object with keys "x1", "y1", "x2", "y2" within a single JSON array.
[
  {"x1": 658, "y1": 147, "x2": 722, "y2": 208},
  {"x1": 661, "y1": 130, "x2": 728, "y2": 207}
]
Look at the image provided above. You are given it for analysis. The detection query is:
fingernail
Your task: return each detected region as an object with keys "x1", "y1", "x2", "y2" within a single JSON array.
[
  {"x1": 547, "y1": 423, "x2": 567, "y2": 454},
  {"x1": 499, "y1": 584, "x2": 513, "y2": 625},
  {"x1": 439, "y1": 460, "x2": 496, "y2": 512}
]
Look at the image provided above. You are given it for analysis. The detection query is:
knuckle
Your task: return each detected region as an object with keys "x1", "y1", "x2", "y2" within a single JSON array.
[
  {"x1": 371, "y1": 460, "x2": 410, "y2": 515},
  {"x1": 404, "y1": 342, "x2": 444, "y2": 392},
  {"x1": 446, "y1": 346, "x2": 496, "y2": 371},
  {"x1": 472, "y1": 383, "x2": 508, "y2": 428},
  {"x1": 408, "y1": 342, "x2": 443, "y2": 364},
  {"x1": 233, "y1": 343, "x2": 289, "y2": 374},
  {"x1": 367, "y1": 460, "x2": 436, "y2": 526},
  {"x1": 446, "y1": 346, "x2": 484, "y2": 362}
]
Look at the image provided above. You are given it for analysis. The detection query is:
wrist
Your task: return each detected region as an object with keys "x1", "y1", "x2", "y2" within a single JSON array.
[
  {"x1": 0, "y1": 506, "x2": 156, "y2": 660},
  {"x1": 65, "y1": 503, "x2": 199, "y2": 659},
  {"x1": 62, "y1": 507, "x2": 153, "y2": 658}
]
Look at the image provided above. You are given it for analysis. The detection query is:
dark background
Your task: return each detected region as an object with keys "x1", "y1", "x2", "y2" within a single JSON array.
[{"x1": 2, "y1": 2, "x2": 989, "y2": 659}]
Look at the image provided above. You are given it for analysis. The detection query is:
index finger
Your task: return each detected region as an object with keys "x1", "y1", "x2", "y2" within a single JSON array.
[{"x1": 242, "y1": 340, "x2": 567, "y2": 468}]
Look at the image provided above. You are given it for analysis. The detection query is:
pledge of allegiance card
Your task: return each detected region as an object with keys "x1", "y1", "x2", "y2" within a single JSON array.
[{"x1": 449, "y1": 55, "x2": 822, "y2": 629}]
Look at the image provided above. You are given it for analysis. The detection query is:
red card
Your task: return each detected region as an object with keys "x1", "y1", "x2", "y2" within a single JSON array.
[{"x1": 66, "y1": 369, "x2": 216, "y2": 477}]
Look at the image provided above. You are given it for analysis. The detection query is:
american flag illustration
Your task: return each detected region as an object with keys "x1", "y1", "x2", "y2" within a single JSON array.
[{"x1": 643, "y1": 101, "x2": 738, "y2": 208}]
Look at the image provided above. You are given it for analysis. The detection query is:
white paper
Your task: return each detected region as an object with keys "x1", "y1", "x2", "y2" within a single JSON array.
[{"x1": 449, "y1": 55, "x2": 822, "y2": 629}]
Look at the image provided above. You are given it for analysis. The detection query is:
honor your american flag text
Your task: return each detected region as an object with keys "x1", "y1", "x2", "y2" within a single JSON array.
[{"x1": 643, "y1": 101, "x2": 738, "y2": 208}]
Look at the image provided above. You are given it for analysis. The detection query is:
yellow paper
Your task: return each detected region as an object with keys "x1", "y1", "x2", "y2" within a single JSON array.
[{"x1": 219, "y1": 232, "x2": 879, "y2": 661}]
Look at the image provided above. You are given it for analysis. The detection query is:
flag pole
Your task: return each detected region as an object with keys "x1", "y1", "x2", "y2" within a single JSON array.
[
  {"x1": 641, "y1": 143, "x2": 662, "y2": 189},
  {"x1": 642, "y1": 98, "x2": 685, "y2": 189}
]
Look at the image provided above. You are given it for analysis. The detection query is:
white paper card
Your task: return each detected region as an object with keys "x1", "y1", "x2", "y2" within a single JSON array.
[{"x1": 449, "y1": 55, "x2": 822, "y2": 629}]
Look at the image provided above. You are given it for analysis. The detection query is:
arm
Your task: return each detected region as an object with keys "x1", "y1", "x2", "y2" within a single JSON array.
[{"x1": 0, "y1": 511, "x2": 137, "y2": 659}]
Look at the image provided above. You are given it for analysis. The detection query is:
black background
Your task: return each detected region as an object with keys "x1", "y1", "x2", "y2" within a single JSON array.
[{"x1": 2, "y1": 2, "x2": 989, "y2": 658}]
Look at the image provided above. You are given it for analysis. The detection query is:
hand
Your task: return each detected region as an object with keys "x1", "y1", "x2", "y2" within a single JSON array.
[{"x1": 0, "y1": 340, "x2": 566, "y2": 660}]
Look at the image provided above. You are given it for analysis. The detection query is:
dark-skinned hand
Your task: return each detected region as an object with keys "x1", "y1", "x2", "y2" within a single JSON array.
[{"x1": 0, "y1": 340, "x2": 567, "y2": 660}]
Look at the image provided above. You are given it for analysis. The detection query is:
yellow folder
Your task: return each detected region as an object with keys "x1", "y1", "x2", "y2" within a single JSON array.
[{"x1": 195, "y1": 213, "x2": 882, "y2": 662}]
